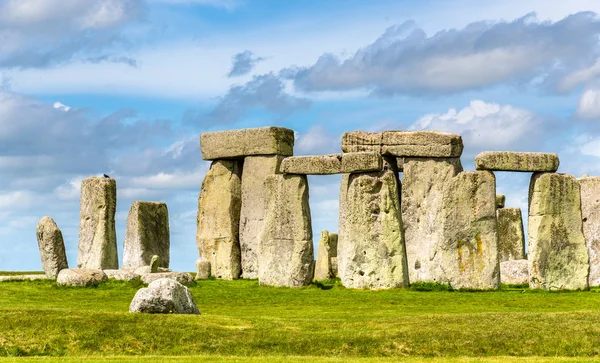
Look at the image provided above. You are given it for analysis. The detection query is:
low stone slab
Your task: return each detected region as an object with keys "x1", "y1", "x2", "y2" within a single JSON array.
[
  {"x1": 36, "y1": 216, "x2": 68, "y2": 279},
  {"x1": 577, "y1": 176, "x2": 600, "y2": 286},
  {"x1": 475, "y1": 152, "x2": 559, "y2": 172},
  {"x1": 496, "y1": 194, "x2": 505, "y2": 208},
  {"x1": 500, "y1": 259, "x2": 529, "y2": 285},
  {"x1": 314, "y1": 230, "x2": 338, "y2": 280},
  {"x1": 280, "y1": 152, "x2": 382, "y2": 175},
  {"x1": 130, "y1": 278, "x2": 199, "y2": 314},
  {"x1": 342, "y1": 131, "x2": 463, "y2": 158},
  {"x1": 497, "y1": 208, "x2": 526, "y2": 262},
  {"x1": 123, "y1": 202, "x2": 170, "y2": 269},
  {"x1": 141, "y1": 272, "x2": 195, "y2": 286},
  {"x1": 200, "y1": 127, "x2": 294, "y2": 160},
  {"x1": 104, "y1": 269, "x2": 141, "y2": 281},
  {"x1": 0, "y1": 274, "x2": 50, "y2": 282},
  {"x1": 57, "y1": 268, "x2": 108, "y2": 287}
]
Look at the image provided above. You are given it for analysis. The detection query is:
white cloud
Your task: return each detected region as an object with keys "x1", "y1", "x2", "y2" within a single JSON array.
[
  {"x1": 294, "y1": 125, "x2": 341, "y2": 156},
  {"x1": 576, "y1": 89, "x2": 600, "y2": 119}
]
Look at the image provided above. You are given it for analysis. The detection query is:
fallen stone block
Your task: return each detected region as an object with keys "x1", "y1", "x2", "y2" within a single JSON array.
[
  {"x1": 36, "y1": 216, "x2": 68, "y2": 279},
  {"x1": 475, "y1": 151, "x2": 559, "y2": 172},
  {"x1": 341, "y1": 131, "x2": 463, "y2": 157},
  {"x1": 130, "y1": 278, "x2": 199, "y2": 314},
  {"x1": 200, "y1": 127, "x2": 294, "y2": 160},
  {"x1": 497, "y1": 208, "x2": 526, "y2": 262},
  {"x1": 500, "y1": 259, "x2": 529, "y2": 285},
  {"x1": 496, "y1": 194, "x2": 505, "y2": 208},
  {"x1": 196, "y1": 160, "x2": 242, "y2": 280},
  {"x1": 123, "y1": 202, "x2": 170, "y2": 269},
  {"x1": 57, "y1": 268, "x2": 108, "y2": 287},
  {"x1": 314, "y1": 230, "x2": 338, "y2": 280},
  {"x1": 258, "y1": 174, "x2": 314, "y2": 287},
  {"x1": 141, "y1": 272, "x2": 195, "y2": 286},
  {"x1": 104, "y1": 269, "x2": 141, "y2": 281},
  {"x1": 579, "y1": 176, "x2": 600, "y2": 286},
  {"x1": 528, "y1": 173, "x2": 589, "y2": 290},
  {"x1": 77, "y1": 177, "x2": 118, "y2": 269}
]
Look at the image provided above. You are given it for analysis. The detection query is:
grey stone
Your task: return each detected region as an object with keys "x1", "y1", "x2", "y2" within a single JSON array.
[
  {"x1": 195, "y1": 259, "x2": 211, "y2": 280},
  {"x1": 150, "y1": 255, "x2": 160, "y2": 273},
  {"x1": 496, "y1": 194, "x2": 505, "y2": 209},
  {"x1": 280, "y1": 152, "x2": 382, "y2": 175},
  {"x1": 57, "y1": 268, "x2": 108, "y2": 287},
  {"x1": 338, "y1": 157, "x2": 409, "y2": 289},
  {"x1": 196, "y1": 160, "x2": 242, "y2": 280},
  {"x1": 500, "y1": 259, "x2": 529, "y2": 285},
  {"x1": 239, "y1": 155, "x2": 285, "y2": 279},
  {"x1": 314, "y1": 230, "x2": 338, "y2": 280},
  {"x1": 475, "y1": 151, "x2": 559, "y2": 172},
  {"x1": 440, "y1": 170, "x2": 500, "y2": 290},
  {"x1": 341, "y1": 152, "x2": 383, "y2": 174},
  {"x1": 579, "y1": 176, "x2": 600, "y2": 286},
  {"x1": 341, "y1": 131, "x2": 463, "y2": 157},
  {"x1": 396, "y1": 158, "x2": 404, "y2": 172},
  {"x1": 141, "y1": 272, "x2": 195, "y2": 286},
  {"x1": 77, "y1": 177, "x2": 118, "y2": 269},
  {"x1": 258, "y1": 174, "x2": 314, "y2": 287},
  {"x1": 528, "y1": 173, "x2": 589, "y2": 290},
  {"x1": 129, "y1": 278, "x2": 199, "y2": 314},
  {"x1": 123, "y1": 201, "x2": 170, "y2": 269},
  {"x1": 402, "y1": 157, "x2": 463, "y2": 284},
  {"x1": 497, "y1": 208, "x2": 526, "y2": 262},
  {"x1": 104, "y1": 269, "x2": 141, "y2": 281},
  {"x1": 36, "y1": 216, "x2": 68, "y2": 279},
  {"x1": 200, "y1": 126, "x2": 294, "y2": 160}
]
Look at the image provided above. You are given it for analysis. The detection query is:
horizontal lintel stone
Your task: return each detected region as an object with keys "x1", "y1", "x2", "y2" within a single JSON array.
[
  {"x1": 475, "y1": 151, "x2": 559, "y2": 172},
  {"x1": 280, "y1": 152, "x2": 382, "y2": 175},
  {"x1": 200, "y1": 127, "x2": 294, "y2": 160}
]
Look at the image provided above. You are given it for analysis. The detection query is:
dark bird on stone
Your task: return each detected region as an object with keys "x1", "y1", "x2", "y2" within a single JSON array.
[{"x1": 103, "y1": 174, "x2": 110, "y2": 178}]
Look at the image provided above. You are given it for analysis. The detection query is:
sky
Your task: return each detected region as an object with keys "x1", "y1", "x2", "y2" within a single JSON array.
[{"x1": 2, "y1": 0, "x2": 600, "y2": 271}]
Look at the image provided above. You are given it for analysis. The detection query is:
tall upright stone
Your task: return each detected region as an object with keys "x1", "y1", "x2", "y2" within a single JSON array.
[
  {"x1": 258, "y1": 174, "x2": 314, "y2": 287},
  {"x1": 338, "y1": 157, "x2": 409, "y2": 289},
  {"x1": 239, "y1": 155, "x2": 285, "y2": 279},
  {"x1": 579, "y1": 176, "x2": 600, "y2": 286},
  {"x1": 497, "y1": 208, "x2": 526, "y2": 262},
  {"x1": 196, "y1": 160, "x2": 242, "y2": 280},
  {"x1": 402, "y1": 157, "x2": 462, "y2": 283},
  {"x1": 314, "y1": 230, "x2": 338, "y2": 280},
  {"x1": 123, "y1": 201, "x2": 170, "y2": 269},
  {"x1": 440, "y1": 171, "x2": 500, "y2": 290},
  {"x1": 528, "y1": 173, "x2": 589, "y2": 290},
  {"x1": 36, "y1": 216, "x2": 68, "y2": 278},
  {"x1": 78, "y1": 177, "x2": 118, "y2": 269}
]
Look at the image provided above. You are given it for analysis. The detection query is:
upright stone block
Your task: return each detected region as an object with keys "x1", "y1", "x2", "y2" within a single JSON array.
[
  {"x1": 475, "y1": 152, "x2": 559, "y2": 172},
  {"x1": 497, "y1": 208, "x2": 526, "y2": 262},
  {"x1": 200, "y1": 127, "x2": 294, "y2": 160},
  {"x1": 402, "y1": 157, "x2": 463, "y2": 284},
  {"x1": 580, "y1": 176, "x2": 600, "y2": 286},
  {"x1": 496, "y1": 194, "x2": 505, "y2": 208},
  {"x1": 338, "y1": 157, "x2": 409, "y2": 289},
  {"x1": 239, "y1": 155, "x2": 285, "y2": 279},
  {"x1": 440, "y1": 171, "x2": 500, "y2": 290},
  {"x1": 314, "y1": 230, "x2": 338, "y2": 280},
  {"x1": 123, "y1": 202, "x2": 170, "y2": 269},
  {"x1": 196, "y1": 160, "x2": 242, "y2": 280},
  {"x1": 36, "y1": 216, "x2": 68, "y2": 279},
  {"x1": 77, "y1": 177, "x2": 118, "y2": 269},
  {"x1": 258, "y1": 174, "x2": 314, "y2": 287},
  {"x1": 528, "y1": 173, "x2": 589, "y2": 290}
]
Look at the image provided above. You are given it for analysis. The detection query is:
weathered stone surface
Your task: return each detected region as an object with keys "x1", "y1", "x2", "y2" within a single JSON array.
[
  {"x1": 496, "y1": 194, "x2": 505, "y2": 209},
  {"x1": 579, "y1": 176, "x2": 600, "y2": 286},
  {"x1": 77, "y1": 177, "x2": 118, "y2": 269},
  {"x1": 497, "y1": 208, "x2": 526, "y2": 262},
  {"x1": 396, "y1": 158, "x2": 404, "y2": 172},
  {"x1": 342, "y1": 131, "x2": 463, "y2": 157},
  {"x1": 57, "y1": 268, "x2": 108, "y2": 287},
  {"x1": 440, "y1": 171, "x2": 500, "y2": 290},
  {"x1": 528, "y1": 173, "x2": 589, "y2": 290},
  {"x1": 195, "y1": 259, "x2": 211, "y2": 280},
  {"x1": 239, "y1": 155, "x2": 285, "y2": 279},
  {"x1": 196, "y1": 160, "x2": 242, "y2": 280},
  {"x1": 280, "y1": 152, "x2": 382, "y2": 175},
  {"x1": 338, "y1": 157, "x2": 409, "y2": 289},
  {"x1": 141, "y1": 272, "x2": 195, "y2": 286},
  {"x1": 0, "y1": 274, "x2": 50, "y2": 281},
  {"x1": 341, "y1": 152, "x2": 382, "y2": 173},
  {"x1": 258, "y1": 174, "x2": 314, "y2": 287},
  {"x1": 475, "y1": 152, "x2": 559, "y2": 172},
  {"x1": 36, "y1": 216, "x2": 68, "y2": 279},
  {"x1": 123, "y1": 202, "x2": 170, "y2": 269},
  {"x1": 150, "y1": 255, "x2": 160, "y2": 273},
  {"x1": 104, "y1": 269, "x2": 141, "y2": 281},
  {"x1": 200, "y1": 127, "x2": 294, "y2": 160},
  {"x1": 500, "y1": 259, "x2": 529, "y2": 285},
  {"x1": 130, "y1": 278, "x2": 199, "y2": 314},
  {"x1": 402, "y1": 157, "x2": 463, "y2": 284},
  {"x1": 314, "y1": 230, "x2": 339, "y2": 280}
]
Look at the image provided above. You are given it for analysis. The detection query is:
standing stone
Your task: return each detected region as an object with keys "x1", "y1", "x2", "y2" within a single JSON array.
[
  {"x1": 402, "y1": 157, "x2": 462, "y2": 284},
  {"x1": 77, "y1": 177, "x2": 118, "y2": 269},
  {"x1": 239, "y1": 155, "x2": 285, "y2": 279},
  {"x1": 195, "y1": 259, "x2": 211, "y2": 280},
  {"x1": 258, "y1": 174, "x2": 314, "y2": 287},
  {"x1": 314, "y1": 230, "x2": 339, "y2": 280},
  {"x1": 123, "y1": 202, "x2": 170, "y2": 269},
  {"x1": 528, "y1": 173, "x2": 589, "y2": 290},
  {"x1": 36, "y1": 216, "x2": 68, "y2": 279},
  {"x1": 338, "y1": 157, "x2": 409, "y2": 289},
  {"x1": 196, "y1": 160, "x2": 242, "y2": 280},
  {"x1": 580, "y1": 176, "x2": 600, "y2": 286},
  {"x1": 497, "y1": 208, "x2": 526, "y2": 262},
  {"x1": 440, "y1": 171, "x2": 500, "y2": 290}
]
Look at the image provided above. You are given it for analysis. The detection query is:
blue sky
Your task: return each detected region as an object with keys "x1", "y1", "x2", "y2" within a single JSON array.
[{"x1": 2, "y1": 0, "x2": 600, "y2": 271}]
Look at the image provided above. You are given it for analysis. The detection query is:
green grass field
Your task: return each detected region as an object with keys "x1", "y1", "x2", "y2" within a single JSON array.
[{"x1": 0, "y1": 277, "x2": 599, "y2": 362}]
